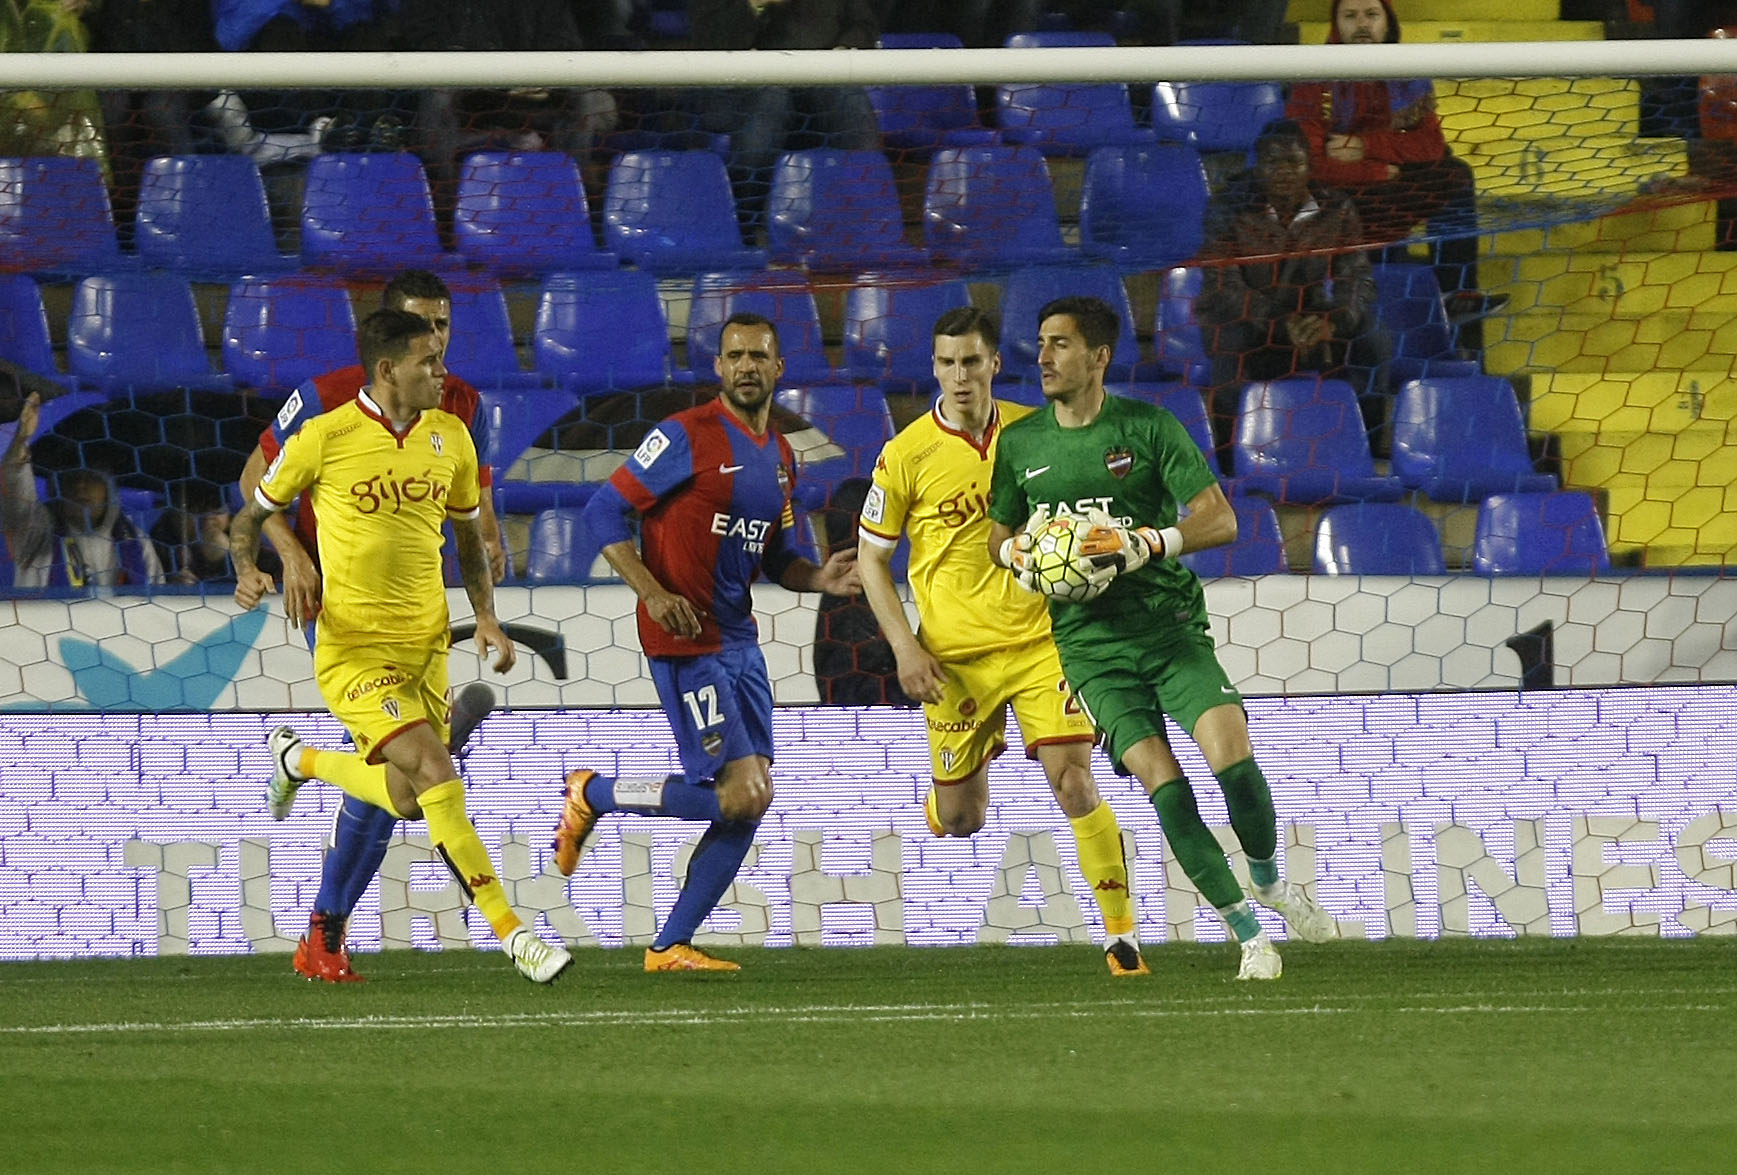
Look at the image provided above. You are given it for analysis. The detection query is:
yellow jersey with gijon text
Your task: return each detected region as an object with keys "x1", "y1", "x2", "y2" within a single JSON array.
[
  {"x1": 858, "y1": 399, "x2": 1051, "y2": 663},
  {"x1": 257, "y1": 390, "x2": 480, "y2": 645}
]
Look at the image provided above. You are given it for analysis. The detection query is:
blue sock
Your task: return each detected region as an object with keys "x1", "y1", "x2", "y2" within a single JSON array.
[
  {"x1": 652, "y1": 821, "x2": 756, "y2": 950},
  {"x1": 314, "y1": 794, "x2": 397, "y2": 916},
  {"x1": 585, "y1": 773, "x2": 724, "y2": 823}
]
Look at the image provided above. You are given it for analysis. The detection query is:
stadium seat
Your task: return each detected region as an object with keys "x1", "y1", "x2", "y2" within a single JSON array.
[
  {"x1": 774, "y1": 383, "x2": 895, "y2": 509},
  {"x1": 299, "y1": 153, "x2": 445, "y2": 274},
  {"x1": 766, "y1": 149, "x2": 929, "y2": 270},
  {"x1": 1472, "y1": 491, "x2": 1612, "y2": 576},
  {"x1": 1391, "y1": 376, "x2": 1559, "y2": 503},
  {"x1": 843, "y1": 270, "x2": 971, "y2": 391},
  {"x1": 1150, "y1": 81, "x2": 1286, "y2": 153},
  {"x1": 1231, "y1": 378, "x2": 1405, "y2": 503},
  {"x1": 454, "y1": 151, "x2": 618, "y2": 275},
  {"x1": 0, "y1": 273, "x2": 78, "y2": 393},
  {"x1": 221, "y1": 276, "x2": 358, "y2": 396},
  {"x1": 923, "y1": 145, "x2": 1077, "y2": 268},
  {"x1": 443, "y1": 280, "x2": 543, "y2": 390},
  {"x1": 869, "y1": 34, "x2": 995, "y2": 154},
  {"x1": 602, "y1": 150, "x2": 768, "y2": 274},
  {"x1": 1368, "y1": 263, "x2": 1482, "y2": 384},
  {"x1": 0, "y1": 155, "x2": 125, "y2": 277},
  {"x1": 67, "y1": 274, "x2": 232, "y2": 394},
  {"x1": 526, "y1": 505, "x2": 612, "y2": 583},
  {"x1": 133, "y1": 155, "x2": 293, "y2": 277},
  {"x1": 1113, "y1": 381, "x2": 1221, "y2": 477},
  {"x1": 1079, "y1": 143, "x2": 1209, "y2": 272},
  {"x1": 1312, "y1": 502, "x2": 1448, "y2": 574},
  {"x1": 476, "y1": 385, "x2": 588, "y2": 514},
  {"x1": 996, "y1": 32, "x2": 1156, "y2": 156},
  {"x1": 999, "y1": 264, "x2": 1143, "y2": 381},
  {"x1": 1181, "y1": 496, "x2": 1288, "y2": 576},
  {"x1": 1152, "y1": 265, "x2": 1212, "y2": 386},
  {"x1": 534, "y1": 270, "x2": 681, "y2": 395},
  {"x1": 687, "y1": 272, "x2": 837, "y2": 384}
]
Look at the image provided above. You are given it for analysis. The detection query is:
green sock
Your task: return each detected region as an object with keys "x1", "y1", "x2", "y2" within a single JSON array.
[
  {"x1": 1149, "y1": 780, "x2": 1244, "y2": 910},
  {"x1": 1221, "y1": 901, "x2": 1264, "y2": 943},
  {"x1": 1217, "y1": 757, "x2": 1277, "y2": 864},
  {"x1": 1247, "y1": 854, "x2": 1280, "y2": 891}
]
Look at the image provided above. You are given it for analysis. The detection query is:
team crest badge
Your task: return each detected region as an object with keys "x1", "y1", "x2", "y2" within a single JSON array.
[
  {"x1": 776, "y1": 464, "x2": 792, "y2": 492},
  {"x1": 381, "y1": 698, "x2": 401, "y2": 720},
  {"x1": 429, "y1": 431, "x2": 444, "y2": 455},
  {"x1": 1104, "y1": 446, "x2": 1134, "y2": 478}
]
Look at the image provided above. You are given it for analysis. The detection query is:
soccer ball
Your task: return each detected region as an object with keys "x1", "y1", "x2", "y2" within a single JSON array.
[{"x1": 1026, "y1": 515, "x2": 1110, "y2": 603}]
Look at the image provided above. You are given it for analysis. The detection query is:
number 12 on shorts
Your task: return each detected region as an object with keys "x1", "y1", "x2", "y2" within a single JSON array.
[{"x1": 682, "y1": 685, "x2": 724, "y2": 731}]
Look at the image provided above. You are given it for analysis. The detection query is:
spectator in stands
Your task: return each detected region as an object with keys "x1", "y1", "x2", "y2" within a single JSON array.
[
  {"x1": 0, "y1": 0, "x2": 109, "y2": 176},
  {"x1": 151, "y1": 483, "x2": 240, "y2": 585},
  {"x1": 1286, "y1": 0, "x2": 1507, "y2": 350},
  {"x1": 689, "y1": 0, "x2": 883, "y2": 228},
  {"x1": 1194, "y1": 119, "x2": 1394, "y2": 455},
  {"x1": 812, "y1": 477, "x2": 913, "y2": 706},
  {"x1": 2, "y1": 392, "x2": 163, "y2": 589}
]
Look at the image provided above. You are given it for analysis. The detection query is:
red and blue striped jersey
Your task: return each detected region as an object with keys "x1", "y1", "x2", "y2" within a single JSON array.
[{"x1": 606, "y1": 399, "x2": 798, "y2": 658}]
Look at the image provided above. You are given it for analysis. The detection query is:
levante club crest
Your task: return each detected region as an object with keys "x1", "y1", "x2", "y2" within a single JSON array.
[{"x1": 1104, "y1": 446, "x2": 1134, "y2": 478}]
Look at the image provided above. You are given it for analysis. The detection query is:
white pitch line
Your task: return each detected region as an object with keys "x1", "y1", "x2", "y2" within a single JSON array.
[{"x1": 7, "y1": 998, "x2": 1727, "y2": 1037}]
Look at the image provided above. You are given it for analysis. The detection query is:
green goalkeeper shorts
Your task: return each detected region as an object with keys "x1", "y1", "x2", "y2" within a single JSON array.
[{"x1": 1057, "y1": 621, "x2": 1241, "y2": 775}]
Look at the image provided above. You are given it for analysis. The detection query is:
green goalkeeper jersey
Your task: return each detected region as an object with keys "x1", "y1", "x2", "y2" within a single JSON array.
[{"x1": 988, "y1": 393, "x2": 1217, "y2": 648}]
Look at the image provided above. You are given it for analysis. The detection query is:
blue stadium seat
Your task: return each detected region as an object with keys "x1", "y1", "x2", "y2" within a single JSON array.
[
  {"x1": 0, "y1": 156, "x2": 124, "y2": 277},
  {"x1": 603, "y1": 150, "x2": 768, "y2": 274},
  {"x1": 1151, "y1": 81, "x2": 1286, "y2": 153},
  {"x1": 1313, "y1": 502, "x2": 1447, "y2": 574},
  {"x1": 1181, "y1": 496, "x2": 1288, "y2": 576},
  {"x1": 526, "y1": 505, "x2": 612, "y2": 583},
  {"x1": 1113, "y1": 381, "x2": 1221, "y2": 477},
  {"x1": 1231, "y1": 378, "x2": 1405, "y2": 503},
  {"x1": 774, "y1": 383, "x2": 896, "y2": 510},
  {"x1": 443, "y1": 280, "x2": 543, "y2": 390},
  {"x1": 299, "y1": 153, "x2": 444, "y2": 274},
  {"x1": 1473, "y1": 491, "x2": 1611, "y2": 577},
  {"x1": 1079, "y1": 143, "x2": 1209, "y2": 272},
  {"x1": 687, "y1": 272, "x2": 837, "y2": 384},
  {"x1": 476, "y1": 385, "x2": 586, "y2": 514},
  {"x1": 1369, "y1": 263, "x2": 1482, "y2": 384},
  {"x1": 766, "y1": 149, "x2": 929, "y2": 270},
  {"x1": 133, "y1": 155, "x2": 293, "y2": 278},
  {"x1": 0, "y1": 273, "x2": 78, "y2": 393},
  {"x1": 843, "y1": 270, "x2": 972, "y2": 390},
  {"x1": 455, "y1": 151, "x2": 618, "y2": 275},
  {"x1": 1391, "y1": 376, "x2": 1558, "y2": 503},
  {"x1": 221, "y1": 277, "x2": 358, "y2": 396},
  {"x1": 869, "y1": 34, "x2": 995, "y2": 154},
  {"x1": 67, "y1": 274, "x2": 232, "y2": 394},
  {"x1": 999, "y1": 264, "x2": 1143, "y2": 380},
  {"x1": 923, "y1": 145, "x2": 1077, "y2": 268},
  {"x1": 534, "y1": 270, "x2": 682, "y2": 395},
  {"x1": 996, "y1": 32, "x2": 1155, "y2": 156},
  {"x1": 1152, "y1": 266, "x2": 1213, "y2": 387}
]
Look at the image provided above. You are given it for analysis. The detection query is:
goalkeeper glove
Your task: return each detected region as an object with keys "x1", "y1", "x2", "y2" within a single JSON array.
[
  {"x1": 999, "y1": 505, "x2": 1049, "y2": 593},
  {"x1": 1077, "y1": 507, "x2": 1185, "y2": 575}
]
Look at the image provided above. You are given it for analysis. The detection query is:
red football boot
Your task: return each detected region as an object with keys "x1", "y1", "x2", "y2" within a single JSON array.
[{"x1": 293, "y1": 911, "x2": 365, "y2": 983}]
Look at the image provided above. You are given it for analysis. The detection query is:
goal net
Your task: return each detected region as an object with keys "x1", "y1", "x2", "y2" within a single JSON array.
[{"x1": 1, "y1": 36, "x2": 1735, "y2": 961}]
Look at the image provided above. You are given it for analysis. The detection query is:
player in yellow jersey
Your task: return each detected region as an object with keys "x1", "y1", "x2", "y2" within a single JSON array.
[
  {"x1": 856, "y1": 306, "x2": 1147, "y2": 977},
  {"x1": 230, "y1": 308, "x2": 572, "y2": 984}
]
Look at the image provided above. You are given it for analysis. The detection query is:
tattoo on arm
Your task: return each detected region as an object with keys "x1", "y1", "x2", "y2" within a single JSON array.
[
  {"x1": 453, "y1": 517, "x2": 495, "y2": 616},
  {"x1": 230, "y1": 502, "x2": 269, "y2": 575}
]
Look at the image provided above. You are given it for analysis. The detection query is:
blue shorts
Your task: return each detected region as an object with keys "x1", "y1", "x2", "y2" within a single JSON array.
[{"x1": 649, "y1": 644, "x2": 775, "y2": 781}]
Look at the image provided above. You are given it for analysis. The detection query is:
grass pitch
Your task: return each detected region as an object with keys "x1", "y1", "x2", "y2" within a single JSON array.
[{"x1": 5, "y1": 937, "x2": 1737, "y2": 1174}]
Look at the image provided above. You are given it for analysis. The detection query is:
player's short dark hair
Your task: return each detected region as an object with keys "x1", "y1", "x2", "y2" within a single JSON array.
[
  {"x1": 720, "y1": 312, "x2": 781, "y2": 356},
  {"x1": 358, "y1": 307, "x2": 437, "y2": 375},
  {"x1": 932, "y1": 305, "x2": 999, "y2": 349},
  {"x1": 1038, "y1": 296, "x2": 1119, "y2": 354},
  {"x1": 382, "y1": 269, "x2": 451, "y2": 309}
]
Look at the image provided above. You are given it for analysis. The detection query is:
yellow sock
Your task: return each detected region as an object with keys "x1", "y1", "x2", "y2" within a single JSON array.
[
  {"x1": 1071, "y1": 801, "x2": 1135, "y2": 939},
  {"x1": 419, "y1": 779, "x2": 522, "y2": 942},
  {"x1": 305, "y1": 748, "x2": 396, "y2": 812}
]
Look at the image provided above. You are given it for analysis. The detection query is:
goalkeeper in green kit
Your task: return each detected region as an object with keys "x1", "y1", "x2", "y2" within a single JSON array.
[{"x1": 986, "y1": 296, "x2": 1335, "y2": 980}]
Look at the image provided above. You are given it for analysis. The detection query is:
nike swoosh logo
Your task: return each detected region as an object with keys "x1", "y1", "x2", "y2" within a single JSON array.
[
  {"x1": 1023, "y1": 465, "x2": 1051, "y2": 479},
  {"x1": 719, "y1": 463, "x2": 745, "y2": 474}
]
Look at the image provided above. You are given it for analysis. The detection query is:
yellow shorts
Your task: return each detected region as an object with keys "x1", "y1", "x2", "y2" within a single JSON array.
[
  {"x1": 313, "y1": 637, "x2": 451, "y2": 763},
  {"x1": 924, "y1": 637, "x2": 1094, "y2": 784}
]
